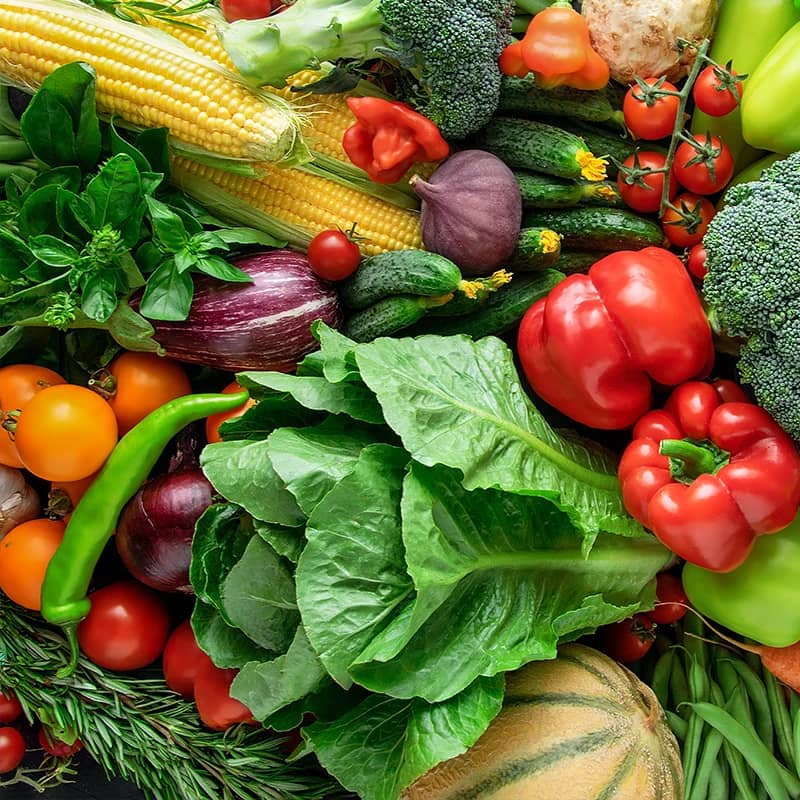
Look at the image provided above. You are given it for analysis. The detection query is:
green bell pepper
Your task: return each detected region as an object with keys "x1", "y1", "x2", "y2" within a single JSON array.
[
  {"x1": 742, "y1": 19, "x2": 800, "y2": 153},
  {"x1": 684, "y1": 513, "x2": 800, "y2": 648},
  {"x1": 691, "y1": 0, "x2": 800, "y2": 169}
]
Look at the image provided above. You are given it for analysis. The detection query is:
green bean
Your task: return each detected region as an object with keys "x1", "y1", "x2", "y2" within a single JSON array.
[
  {"x1": 762, "y1": 665, "x2": 796, "y2": 774},
  {"x1": 687, "y1": 727, "x2": 724, "y2": 800},
  {"x1": 793, "y1": 695, "x2": 800, "y2": 782},
  {"x1": 670, "y1": 648, "x2": 691, "y2": 718},
  {"x1": 683, "y1": 611, "x2": 709, "y2": 670},
  {"x1": 707, "y1": 745, "x2": 729, "y2": 800},
  {"x1": 724, "y1": 738, "x2": 759, "y2": 800},
  {"x1": 724, "y1": 658, "x2": 773, "y2": 750},
  {"x1": 666, "y1": 709, "x2": 688, "y2": 742},
  {"x1": 650, "y1": 648, "x2": 675, "y2": 709},
  {"x1": 0, "y1": 134, "x2": 30, "y2": 162},
  {"x1": 683, "y1": 654, "x2": 711, "y2": 791},
  {"x1": 688, "y1": 701, "x2": 791, "y2": 800},
  {"x1": 776, "y1": 762, "x2": 800, "y2": 797}
]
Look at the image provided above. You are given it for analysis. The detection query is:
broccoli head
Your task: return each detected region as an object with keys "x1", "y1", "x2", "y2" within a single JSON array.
[
  {"x1": 702, "y1": 149, "x2": 800, "y2": 439},
  {"x1": 219, "y1": 0, "x2": 515, "y2": 140}
]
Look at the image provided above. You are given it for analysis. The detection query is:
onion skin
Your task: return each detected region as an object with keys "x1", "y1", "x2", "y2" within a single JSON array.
[
  {"x1": 115, "y1": 469, "x2": 213, "y2": 594},
  {"x1": 0, "y1": 465, "x2": 40, "y2": 540},
  {"x1": 143, "y1": 249, "x2": 342, "y2": 372},
  {"x1": 412, "y1": 151, "x2": 523, "y2": 276}
]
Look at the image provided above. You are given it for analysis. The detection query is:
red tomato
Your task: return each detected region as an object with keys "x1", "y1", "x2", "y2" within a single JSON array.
[
  {"x1": 623, "y1": 78, "x2": 681, "y2": 141},
  {"x1": 0, "y1": 691, "x2": 22, "y2": 724},
  {"x1": 162, "y1": 620, "x2": 212, "y2": 699},
  {"x1": 77, "y1": 581, "x2": 171, "y2": 672},
  {"x1": 648, "y1": 573, "x2": 690, "y2": 624},
  {"x1": 220, "y1": 0, "x2": 274, "y2": 21},
  {"x1": 662, "y1": 193, "x2": 716, "y2": 248},
  {"x1": 673, "y1": 135, "x2": 735, "y2": 196},
  {"x1": 205, "y1": 381, "x2": 256, "y2": 444},
  {"x1": 0, "y1": 518, "x2": 66, "y2": 611},
  {"x1": 193, "y1": 660, "x2": 255, "y2": 731},
  {"x1": 105, "y1": 352, "x2": 192, "y2": 436},
  {"x1": 616, "y1": 151, "x2": 679, "y2": 213},
  {"x1": 599, "y1": 614, "x2": 656, "y2": 663},
  {"x1": 38, "y1": 727, "x2": 83, "y2": 758},
  {"x1": 686, "y1": 243, "x2": 708, "y2": 282},
  {"x1": 0, "y1": 727, "x2": 25, "y2": 773},
  {"x1": 14, "y1": 385, "x2": 118, "y2": 482},
  {"x1": 307, "y1": 230, "x2": 361, "y2": 282},
  {"x1": 693, "y1": 65, "x2": 744, "y2": 117}
]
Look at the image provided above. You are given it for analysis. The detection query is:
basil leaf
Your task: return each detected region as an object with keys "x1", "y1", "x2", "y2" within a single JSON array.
[
  {"x1": 80, "y1": 272, "x2": 118, "y2": 322},
  {"x1": 138, "y1": 259, "x2": 193, "y2": 321},
  {"x1": 145, "y1": 195, "x2": 189, "y2": 252},
  {"x1": 0, "y1": 276, "x2": 69, "y2": 326},
  {"x1": 211, "y1": 227, "x2": 286, "y2": 248},
  {"x1": 191, "y1": 231, "x2": 228, "y2": 252},
  {"x1": 193, "y1": 255, "x2": 252, "y2": 283},
  {"x1": 134, "y1": 127, "x2": 170, "y2": 175},
  {"x1": 108, "y1": 118, "x2": 151, "y2": 173},
  {"x1": 0, "y1": 228, "x2": 33, "y2": 280},
  {"x1": 84, "y1": 153, "x2": 143, "y2": 231},
  {"x1": 18, "y1": 184, "x2": 61, "y2": 239},
  {"x1": 105, "y1": 302, "x2": 161, "y2": 353},
  {"x1": 20, "y1": 88, "x2": 77, "y2": 167},
  {"x1": 28, "y1": 235, "x2": 80, "y2": 267},
  {"x1": 0, "y1": 326, "x2": 24, "y2": 360},
  {"x1": 173, "y1": 247, "x2": 197, "y2": 274}
]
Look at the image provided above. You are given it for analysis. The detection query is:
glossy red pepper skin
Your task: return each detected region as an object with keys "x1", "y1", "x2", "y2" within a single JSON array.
[
  {"x1": 517, "y1": 247, "x2": 715, "y2": 430},
  {"x1": 342, "y1": 97, "x2": 449, "y2": 184},
  {"x1": 618, "y1": 380, "x2": 800, "y2": 573}
]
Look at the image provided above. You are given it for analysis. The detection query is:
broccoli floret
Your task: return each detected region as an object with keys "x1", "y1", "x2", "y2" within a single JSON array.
[
  {"x1": 219, "y1": 0, "x2": 514, "y2": 139},
  {"x1": 702, "y1": 149, "x2": 800, "y2": 439}
]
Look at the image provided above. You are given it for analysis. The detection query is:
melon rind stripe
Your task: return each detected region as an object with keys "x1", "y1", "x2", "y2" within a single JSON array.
[
  {"x1": 503, "y1": 691, "x2": 626, "y2": 716},
  {"x1": 592, "y1": 735, "x2": 640, "y2": 800}
]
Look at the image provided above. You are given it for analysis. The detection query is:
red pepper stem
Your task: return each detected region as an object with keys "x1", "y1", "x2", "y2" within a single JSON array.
[{"x1": 659, "y1": 438, "x2": 726, "y2": 480}]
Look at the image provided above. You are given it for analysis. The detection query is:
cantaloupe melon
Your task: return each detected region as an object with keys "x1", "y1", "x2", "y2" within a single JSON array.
[{"x1": 403, "y1": 643, "x2": 683, "y2": 800}]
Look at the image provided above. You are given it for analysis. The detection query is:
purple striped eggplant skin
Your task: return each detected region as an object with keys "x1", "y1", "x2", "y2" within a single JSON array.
[{"x1": 150, "y1": 250, "x2": 342, "y2": 372}]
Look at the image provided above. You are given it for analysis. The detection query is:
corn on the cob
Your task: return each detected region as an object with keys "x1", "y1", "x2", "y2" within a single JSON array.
[
  {"x1": 0, "y1": 0, "x2": 306, "y2": 165},
  {"x1": 171, "y1": 156, "x2": 423, "y2": 257}
]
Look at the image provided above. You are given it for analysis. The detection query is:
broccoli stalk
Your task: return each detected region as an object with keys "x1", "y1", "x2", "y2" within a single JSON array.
[{"x1": 219, "y1": 0, "x2": 516, "y2": 139}]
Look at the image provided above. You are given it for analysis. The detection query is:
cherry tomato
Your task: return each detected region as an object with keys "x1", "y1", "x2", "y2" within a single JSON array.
[
  {"x1": 307, "y1": 230, "x2": 361, "y2": 282},
  {"x1": 648, "y1": 573, "x2": 690, "y2": 624},
  {"x1": 194, "y1": 660, "x2": 255, "y2": 731},
  {"x1": 162, "y1": 620, "x2": 212, "y2": 699},
  {"x1": 14, "y1": 385, "x2": 118, "y2": 482},
  {"x1": 686, "y1": 243, "x2": 708, "y2": 282},
  {"x1": 220, "y1": 0, "x2": 274, "y2": 21},
  {"x1": 0, "y1": 364, "x2": 65, "y2": 468},
  {"x1": 105, "y1": 352, "x2": 192, "y2": 436},
  {"x1": 662, "y1": 193, "x2": 716, "y2": 248},
  {"x1": 0, "y1": 518, "x2": 65, "y2": 611},
  {"x1": 0, "y1": 691, "x2": 22, "y2": 724},
  {"x1": 623, "y1": 78, "x2": 681, "y2": 141},
  {"x1": 77, "y1": 580, "x2": 171, "y2": 672},
  {"x1": 205, "y1": 381, "x2": 257, "y2": 444},
  {"x1": 0, "y1": 727, "x2": 25, "y2": 773},
  {"x1": 38, "y1": 727, "x2": 83, "y2": 758},
  {"x1": 599, "y1": 614, "x2": 656, "y2": 663},
  {"x1": 616, "y1": 151, "x2": 679, "y2": 213},
  {"x1": 673, "y1": 135, "x2": 735, "y2": 196},
  {"x1": 693, "y1": 65, "x2": 744, "y2": 117},
  {"x1": 47, "y1": 472, "x2": 98, "y2": 520}
]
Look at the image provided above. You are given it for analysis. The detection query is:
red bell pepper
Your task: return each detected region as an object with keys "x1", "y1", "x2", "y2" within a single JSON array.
[
  {"x1": 342, "y1": 97, "x2": 450, "y2": 185},
  {"x1": 517, "y1": 247, "x2": 715, "y2": 430},
  {"x1": 618, "y1": 380, "x2": 800, "y2": 573}
]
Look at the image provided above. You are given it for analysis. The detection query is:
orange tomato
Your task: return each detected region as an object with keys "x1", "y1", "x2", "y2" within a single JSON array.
[
  {"x1": 15, "y1": 385, "x2": 118, "y2": 482},
  {"x1": 205, "y1": 381, "x2": 256, "y2": 444},
  {"x1": 0, "y1": 518, "x2": 66, "y2": 610},
  {"x1": 106, "y1": 352, "x2": 192, "y2": 435},
  {"x1": 48, "y1": 472, "x2": 99, "y2": 520},
  {"x1": 0, "y1": 364, "x2": 66, "y2": 468}
]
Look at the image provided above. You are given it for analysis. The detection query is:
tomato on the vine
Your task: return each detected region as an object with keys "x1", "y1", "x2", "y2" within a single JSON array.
[
  {"x1": 693, "y1": 65, "x2": 743, "y2": 117},
  {"x1": 194, "y1": 660, "x2": 255, "y2": 731},
  {"x1": 648, "y1": 573, "x2": 690, "y2": 624},
  {"x1": 105, "y1": 352, "x2": 191, "y2": 435},
  {"x1": 686, "y1": 243, "x2": 708, "y2": 282},
  {"x1": 205, "y1": 381, "x2": 256, "y2": 444},
  {"x1": 623, "y1": 78, "x2": 681, "y2": 141},
  {"x1": 14, "y1": 385, "x2": 118, "y2": 482},
  {"x1": 673, "y1": 135, "x2": 734, "y2": 196},
  {"x1": 0, "y1": 364, "x2": 65, "y2": 469},
  {"x1": 617, "y1": 151, "x2": 679, "y2": 213},
  {"x1": 38, "y1": 727, "x2": 83, "y2": 758},
  {"x1": 599, "y1": 614, "x2": 656, "y2": 663},
  {"x1": 0, "y1": 727, "x2": 24, "y2": 773},
  {"x1": 662, "y1": 193, "x2": 716, "y2": 248},
  {"x1": 77, "y1": 580, "x2": 171, "y2": 672},
  {"x1": 0, "y1": 518, "x2": 65, "y2": 611},
  {"x1": 307, "y1": 229, "x2": 361, "y2": 282},
  {"x1": 0, "y1": 691, "x2": 22, "y2": 724},
  {"x1": 162, "y1": 620, "x2": 212, "y2": 699}
]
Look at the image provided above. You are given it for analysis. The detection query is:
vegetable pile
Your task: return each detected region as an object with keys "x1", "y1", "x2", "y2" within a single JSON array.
[{"x1": 3, "y1": 0, "x2": 800, "y2": 799}]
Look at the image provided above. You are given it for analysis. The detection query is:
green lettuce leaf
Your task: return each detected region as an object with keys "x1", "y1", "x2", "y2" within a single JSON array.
[
  {"x1": 191, "y1": 601, "x2": 275, "y2": 669},
  {"x1": 253, "y1": 519, "x2": 305, "y2": 563}
]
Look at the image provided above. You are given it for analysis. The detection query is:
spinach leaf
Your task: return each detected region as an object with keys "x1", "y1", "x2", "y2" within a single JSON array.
[
  {"x1": 191, "y1": 600, "x2": 275, "y2": 669},
  {"x1": 253, "y1": 519, "x2": 305, "y2": 564},
  {"x1": 303, "y1": 675, "x2": 504, "y2": 800}
]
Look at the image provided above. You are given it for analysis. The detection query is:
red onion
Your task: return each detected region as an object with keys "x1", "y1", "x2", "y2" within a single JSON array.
[{"x1": 115, "y1": 469, "x2": 213, "y2": 593}]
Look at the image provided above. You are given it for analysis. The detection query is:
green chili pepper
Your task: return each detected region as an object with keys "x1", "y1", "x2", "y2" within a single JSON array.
[{"x1": 40, "y1": 390, "x2": 250, "y2": 676}]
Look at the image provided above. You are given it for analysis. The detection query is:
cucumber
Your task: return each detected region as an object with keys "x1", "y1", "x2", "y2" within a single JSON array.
[
  {"x1": 522, "y1": 207, "x2": 667, "y2": 251},
  {"x1": 509, "y1": 226, "x2": 562, "y2": 271},
  {"x1": 470, "y1": 117, "x2": 607, "y2": 181},
  {"x1": 553, "y1": 250, "x2": 604, "y2": 274},
  {"x1": 514, "y1": 170, "x2": 622, "y2": 208},
  {"x1": 343, "y1": 293, "x2": 453, "y2": 342},
  {"x1": 339, "y1": 249, "x2": 462, "y2": 310},
  {"x1": 404, "y1": 270, "x2": 565, "y2": 339},
  {"x1": 427, "y1": 270, "x2": 514, "y2": 317},
  {"x1": 498, "y1": 76, "x2": 626, "y2": 130}
]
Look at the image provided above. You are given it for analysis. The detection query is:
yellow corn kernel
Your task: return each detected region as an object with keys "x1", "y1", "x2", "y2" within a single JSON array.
[
  {"x1": 0, "y1": 0, "x2": 304, "y2": 164},
  {"x1": 171, "y1": 156, "x2": 423, "y2": 256}
]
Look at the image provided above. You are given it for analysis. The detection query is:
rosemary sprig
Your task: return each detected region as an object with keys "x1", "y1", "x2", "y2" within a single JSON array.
[
  {"x1": 0, "y1": 599, "x2": 349, "y2": 800},
  {"x1": 83, "y1": 0, "x2": 216, "y2": 30}
]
